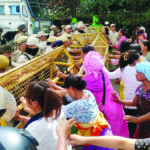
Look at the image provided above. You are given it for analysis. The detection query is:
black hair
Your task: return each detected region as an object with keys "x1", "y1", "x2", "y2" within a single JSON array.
[
  {"x1": 47, "y1": 42, "x2": 51, "y2": 46},
  {"x1": 119, "y1": 51, "x2": 140, "y2": 70},
  {"x1": 64, "y1": 74, "x2": 86, "y2": 90},
  {"x1": 138, "y1": 29, "x2": 144, "y2": 34},
  {"x1": 82, "y1": 45, "x2": 95, "y2": 54},
  {"x1": 120, "y1": 28, "x2": 127, "y2": 36},
  {"x1": 105, "y1": 27, "x2": 109, "y2": 35},
  {"x1": 130, "y1": 44, "x2": 142, "y2": 55},
  {"x1": 141, "y1": 40, "x2": 150, "y2": 52},
  {"x1": 119, "y1": 40, "x2": 130, "y2": 53}
]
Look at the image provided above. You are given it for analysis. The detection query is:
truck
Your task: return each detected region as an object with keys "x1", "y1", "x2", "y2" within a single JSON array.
[{"x1": 0, "y1": 0, "x2": 51, "y2": 36}]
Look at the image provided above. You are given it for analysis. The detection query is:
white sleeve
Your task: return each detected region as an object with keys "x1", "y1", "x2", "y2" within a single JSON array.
[
  {"x1": 110, "y1": 59, "x2": 119, "y2": 65},
  {"x1": 103, "y1": 67, "x2": 121, "y2": 79},
  {"x1": 26, "y1": 122, "x2": 42, "y2": 145},
  {"x1": 16, "y1": 55, "x2": 27, "y2": 65}
]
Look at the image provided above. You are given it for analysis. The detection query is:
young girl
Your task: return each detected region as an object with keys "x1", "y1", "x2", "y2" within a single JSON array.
[
  {"x1": 15, "y1": 81, "x2": 70, "y2": 150},
  {"x1": 47, "y1": 74, "x2": 115, "y2": 150},
  {"x1": 104, "y1": 51, "x2": 141, "y2": 137},
  {"x1": 114, "y1": 61, "x2": 150, "y2": 138},
  {"x1": 82, "y1": 51, "x2": 129, "y2": 137}
]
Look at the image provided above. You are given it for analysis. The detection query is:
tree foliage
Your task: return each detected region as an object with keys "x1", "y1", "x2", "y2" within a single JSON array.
[{"x1": 45, "y1": 0, "x2": 150, "y2": 29}]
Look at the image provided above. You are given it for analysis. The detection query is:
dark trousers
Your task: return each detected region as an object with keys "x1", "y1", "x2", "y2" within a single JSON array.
[{"x1": 124, "y1": 108, "x2": 138, "y2": 138}]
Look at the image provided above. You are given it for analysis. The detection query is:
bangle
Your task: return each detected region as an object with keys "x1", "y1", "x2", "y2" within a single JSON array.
[{"x1": 137, "y1": 117, "x2": 141, "y2": 123}]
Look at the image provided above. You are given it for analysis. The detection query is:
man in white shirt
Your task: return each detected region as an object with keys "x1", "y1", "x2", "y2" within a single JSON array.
[{"x1": 109, "y1": 24, "x2": 119, "y2": 45}]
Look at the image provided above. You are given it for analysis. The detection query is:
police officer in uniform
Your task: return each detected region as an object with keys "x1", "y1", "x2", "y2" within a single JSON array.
[
  {"x1": 16, "y1": 36, "x2": 39, "y2": 65},
  {"x1": 11, "y1": 36, "x2": 28, "y2": 67}
]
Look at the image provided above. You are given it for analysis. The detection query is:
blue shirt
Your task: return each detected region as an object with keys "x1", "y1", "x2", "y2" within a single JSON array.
[{"x1": 63, "y1": 90, "x2": 99, "y2": 123}]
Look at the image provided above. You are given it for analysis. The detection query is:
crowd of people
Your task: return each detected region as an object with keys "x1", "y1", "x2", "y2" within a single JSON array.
[{"x1": 0, "y1": 21, "x2": 150, "y2": 150}]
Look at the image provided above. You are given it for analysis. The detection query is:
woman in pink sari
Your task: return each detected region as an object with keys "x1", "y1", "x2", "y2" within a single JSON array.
[{"x1": 83, "y1": 51, "x2": 129, "y2": 137}]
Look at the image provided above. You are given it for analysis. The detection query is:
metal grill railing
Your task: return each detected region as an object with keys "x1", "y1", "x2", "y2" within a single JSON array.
[{"x1": 0, "y1": 33, "x2": 109, "y2": 127}]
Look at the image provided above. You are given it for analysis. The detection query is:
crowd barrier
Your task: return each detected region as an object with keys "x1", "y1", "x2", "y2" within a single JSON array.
[{"x1": 0, "y1": 32, "x2": 108, "y2": 128}]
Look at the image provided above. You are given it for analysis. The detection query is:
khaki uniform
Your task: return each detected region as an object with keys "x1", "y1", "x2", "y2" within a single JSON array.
[
  {"x1": 45, "y1": 46, "x2": 53, "y2": 53},
  {"x1": 37, "y1": 41, "x2": 47, "y2": 55},
  {"x1": 14, "y1": 33, "x2": 25, "y2": 43},
  {"x1": 11, "y1": 49, "x2": 22, "y2": 62},
  {"x1": 16, "y1": 52, "x2": 33, "y2": 66},
  {"x1": 11, "y1": 50, "x2": 22, "y2": 67},
  {"x1": 109, "y1": 31, "x2": 119, "y2": 45},
  {"x1": 49, "y1": 30, "x2": 54, "y2": 36}
]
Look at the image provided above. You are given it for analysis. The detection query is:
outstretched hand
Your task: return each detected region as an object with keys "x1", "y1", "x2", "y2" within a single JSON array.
[
  {"x1": 56, "y1": 118, "x2": 75, "y2": 140},
  {"x1": 112, "y1": 92, "x2": 121, "y2": 104},
  {"x1": 45, "y1": 78, "x2": 56, "y2": 88},
  {"x1": 123, "y1": 115, "x2": 138, "y2": 123},
  {"x1": 69, "y1": 134, "x2": 84, "y2": 146}
]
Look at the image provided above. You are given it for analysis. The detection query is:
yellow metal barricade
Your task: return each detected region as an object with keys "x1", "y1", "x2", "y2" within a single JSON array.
[
  {"x1": 0, "y1": 46, "x2": 75, "y2": 127},
  {"x1": 0, "y1": 33, "x2": 109, "y2": 128}
]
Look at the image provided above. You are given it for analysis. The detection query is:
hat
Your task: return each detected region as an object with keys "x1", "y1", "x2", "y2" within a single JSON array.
[
  {"x1": 52, "y1": 40, "x2": 63, "y2": 48},
  {"x1": 61, "y1": 25, "x2": 65, "y2": 28},
  {"x1": 37, "y1": 31, "x2": 48, "y2": 38},
  {"x1": 105, "y1": 21, "x2": 109, "y2": 25},
  {"x1": 0, "y1": 86, "x2": 17, "y2": 121},
  {"x1": 65, "y1": 25, "x2": 72, "y2": 29},
  {"x1": 47, "y1": 36, "x2": 57, "y2": 43},
  {"x1": 27, "y1": 36, "x2": 39, "y2": 47},
  {"x1": 0, "y1": 27, "x2": 3, "y2": 32},
  {"x1": 136, "y1": 61, "x2": 150, "y2": 81},
  {"x1": 110, "y1": 24, "x2": 115, "y2": 27},
  {"x1": 83, "y1": 51, "x2": 104, "y2": 78},
  {"x1": 0, "y1": 44, "x2": 12, "y2": 54},
  {"x1": 17, "y1": 24, "x2": 26, "y2": 31},
  {"x1": 140, "y1": 27, "x2": 145, "y2": 32},
  {"x1": 78, "y1": 23, "x2": 86, "y2": 28},
  {"x1": 17, "y1": 36, "x2": 28, "y2": 44},
  {"x1": 58, "y1": 36, "x2": 68, "y2": 42},
  {"x1": 0, "y1": 55, "x2": 9, "y2": 69},
  {"x1": 50, "y1": 25, "x2": 56, "y2": 29}
]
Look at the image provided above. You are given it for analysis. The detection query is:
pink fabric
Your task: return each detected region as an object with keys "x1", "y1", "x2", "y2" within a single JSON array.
[
  {"x1": 116, "y1": 36, "x2": 127, "y2": 50},
  {"x1": 83, "y1": 72, "x2": 129, "y2": 137},
  {"x1": 83, "y1": 51, "x2": 104, "y2": 78},
  {"x1": 83, "y1": 52, "x2": 129, "y2": 137}
]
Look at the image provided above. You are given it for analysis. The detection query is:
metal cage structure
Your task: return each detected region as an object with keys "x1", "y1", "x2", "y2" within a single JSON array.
[{"x1": 0, "y1": 33, "x2": 108, "y2": 128}]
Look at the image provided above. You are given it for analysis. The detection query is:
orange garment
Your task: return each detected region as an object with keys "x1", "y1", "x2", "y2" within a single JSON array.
[{"x1": 75, "y1": 112, "x2": 108, "y2": 137}]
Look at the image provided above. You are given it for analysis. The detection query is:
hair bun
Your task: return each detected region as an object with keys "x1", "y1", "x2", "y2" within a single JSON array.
[{"x1": 77, "y1": 77, "x2": 86, "y2": 90}]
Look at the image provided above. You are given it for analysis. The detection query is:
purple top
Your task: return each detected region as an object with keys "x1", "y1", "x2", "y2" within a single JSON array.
[
  {"x1": 135, "y1": 84, "x2": 150, "y2": 101},
  {"x1": 116, "y1": 36, "x2": 127, "y2": 50}
]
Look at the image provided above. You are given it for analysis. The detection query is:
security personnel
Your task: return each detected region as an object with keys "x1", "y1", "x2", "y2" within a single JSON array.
[
  {"x1": 37, "y1": 31, "x2": 48, "y2": 55},
  {"x1": 74, "y1": 23, "x2": 87, "y2": 34},
  {"x1": 0, "y1": 55, "x2": 9, "y2": 74},
  {"x1": 11, "y1": 36, "x2": 28, "y2": 67},
  {"x1": 14, "y1": 24, "x2": 27, "y2": 50},
  {"x1": 61, "y1": 25, "x2": 66, "y2": 35},
  {"x1": 16, "y1": 36, "x2": 39, "y2": 65},
  {"x1": 45, "y1": 36, "x2": 57, "y2": 53},
  {"x1": 49, "y1": 25, "x2": 57, "y2": 36},
  {"x1": 0, "y1": 44, "x2": 12, "y2": 68}
]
